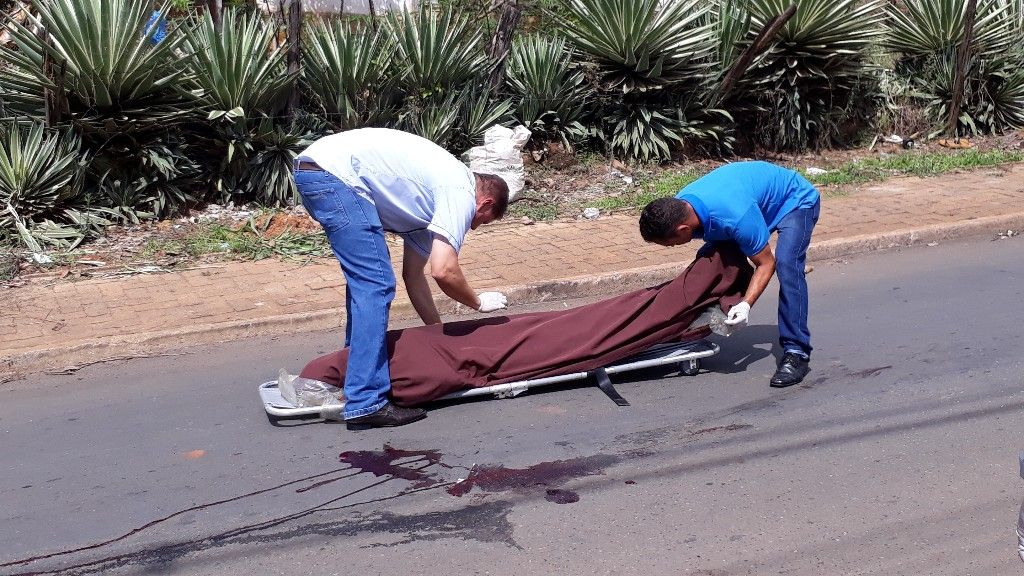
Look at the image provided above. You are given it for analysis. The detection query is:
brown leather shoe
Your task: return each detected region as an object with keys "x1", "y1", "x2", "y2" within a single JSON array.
[{"x1": 345, "y1": 403, "x2": 426, "y2": 430}]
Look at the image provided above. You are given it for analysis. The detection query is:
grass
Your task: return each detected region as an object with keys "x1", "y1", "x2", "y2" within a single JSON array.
[
  {"x1": 0, "y1": 249, "x2": 18, "y2": 282},
  {"x1": 142, "y1": 216, "x2": 330, "y2": 262},
  {"x1": 799, "y1": 148, "x2": 1024, "y2": 188},
  {"x1": 507, "y1": 198, "x2": 560, "y2": 221},
  {"x1": 593, "y1": 169, "x2": 703, "y2": 212},
  {"x1": 547, "y1": 148, "x2": 1024, "y2": 219},
  {"x1": 647, "y1": 170, "x2": 704, "y2": 196}
]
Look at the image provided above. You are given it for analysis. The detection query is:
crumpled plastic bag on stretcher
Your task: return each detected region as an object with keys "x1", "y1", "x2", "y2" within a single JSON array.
[
  {"x1": 278, "y1": 368, "x2": 345, "y2": 420},
  {"x1": 466, "y1": 125, "x2": 532, "y2": 201}
]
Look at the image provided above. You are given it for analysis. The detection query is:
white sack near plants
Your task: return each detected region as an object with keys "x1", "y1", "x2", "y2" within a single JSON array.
[{"x1": 466, "y1": 125, "x2": 531, "y2": 201}]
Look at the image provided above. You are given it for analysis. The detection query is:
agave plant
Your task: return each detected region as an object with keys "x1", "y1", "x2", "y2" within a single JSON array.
[
  {"x1": 458, "y1": 88, "x2": 515, "y2": 146},
  {"x1": 85, "y1": 139, "x2": 200, "y2": 219},
  {"x1": 555, "y1": 0, "x2": 723, "y2": 161},
  {"x1": 505, "y1": 35, "x2": 592, "y2": 144},
  {"x1": 0, "y1": 0, "x2": 190, "y2": 141},
  {"x1": 908, "y1": 50, "x2": 1024, "y2": 135},
  {"x1": 987, "y1": 65, "x2": 1024, "y2": 129},
  {"x1": 602, "y1": 98, "x2": 734, "y2": 161},
  {"x1": 0, "y1": 65, "x2": 44, "y2": 120},
  {"x1": 401, "y1": 92, "x2": 463, "y2": 147},
  {"x1": 183, "y1": 8, "x2": 295, "y2": 118},
  {"x1": 886, "y1": 0, "x2": 1016, "y2": 59},
  {"x1": 246, "y1": 118, "x2": 319, "y2": 206},
  {"x1": 602, "y1": 104, "x2": 691, "y2": 162},
  {"x1": 181, "y1": 7, "x2": 304, "y2": 205},
  {"x1": 396, "y1": 87, "x2": 512, "y2": 150},
  {"x1": 0, "y1": 122, "x2": 97, "y2": 250},
  {"x1": 380, "y1": 5, "x2": 513, "y2": 151},
  {"x1": 735, "y1": 0, "x2": 885, "y2": 151},
  {"x1": 385, "y1": 5, "x2": 490, "y2": 97},
  {"x1": 0, "y1": 0, "x2": 200, "y2": 227},
  {"x1": 15, "y1": 208, "x2": 113, "y2": 250},
  {"x1": 302, "y1": 19, "x2": 400, "y2": 130},
  {"x1": 997, "y1": 0, "x2": 1024, "y2": 42},
  {"x1": 556, "y1": 0, "x2": 717, "y2": 94},
  {"x1": 0, "y1": 122, "x2": 84, "y2": 223},
  {"x1": 709, "y1": 0, "x2": 752, "y2": 80},
  {"x1": 189, "y1": 111, "x2": 318, "y2": 206},
  {"x1": 886, "y1": 0, "x2": 1024, "y2": 136}
]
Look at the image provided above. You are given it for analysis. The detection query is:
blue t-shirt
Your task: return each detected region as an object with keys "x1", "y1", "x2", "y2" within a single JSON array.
[{"x1": 676, "y1": 161, "x2": 819, "y2": 256}]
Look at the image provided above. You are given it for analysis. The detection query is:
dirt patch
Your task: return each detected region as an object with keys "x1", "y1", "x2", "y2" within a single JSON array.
[{"x1": 255, "y1": 211, "x2": 321, "y2": 238}]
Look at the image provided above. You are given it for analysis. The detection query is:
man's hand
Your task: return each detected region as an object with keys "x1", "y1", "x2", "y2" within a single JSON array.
[
  {"x1": 477, "y1": 291, "x2": 507, "y2": 313},
  {"x1": 725, "y1": 301, "x2": 750, "y2": 326}
]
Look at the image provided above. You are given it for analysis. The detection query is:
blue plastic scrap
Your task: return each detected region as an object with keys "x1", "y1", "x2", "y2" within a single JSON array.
[{"x1": 145, "y1": 10, "x2": 167, "y2": 45}]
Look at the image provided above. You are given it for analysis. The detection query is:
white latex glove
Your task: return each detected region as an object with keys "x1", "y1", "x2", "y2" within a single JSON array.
[
  {"x1": 477, "y1": 291, "x2": 508, "y2": 313},
  {"x1": 724, "y1": 301, "x2": 750, "y2": 326}
]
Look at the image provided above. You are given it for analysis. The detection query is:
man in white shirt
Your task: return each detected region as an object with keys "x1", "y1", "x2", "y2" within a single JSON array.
[{"x1": 294, "y1": 128, "x2": 510, "y2": 430}]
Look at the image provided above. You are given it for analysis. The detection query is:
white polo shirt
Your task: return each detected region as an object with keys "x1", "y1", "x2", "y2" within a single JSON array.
[{"x1": 297, "y1": 128, "x2": 476, "y2": 256}]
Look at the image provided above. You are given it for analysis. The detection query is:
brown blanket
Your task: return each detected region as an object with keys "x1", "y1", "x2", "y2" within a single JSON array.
[{"x1": 301, "y1": 243, "x2": 752, "y2": 406}]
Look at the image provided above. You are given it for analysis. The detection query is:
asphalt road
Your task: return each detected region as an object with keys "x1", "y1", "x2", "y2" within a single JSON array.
[{"x1": 2, "y1": 235, "x2": 1023, "y2": 576}]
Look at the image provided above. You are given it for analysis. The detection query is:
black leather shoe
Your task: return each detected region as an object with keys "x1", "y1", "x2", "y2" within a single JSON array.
[
  {"x1": 770, "y1": 352, "x2": 810, "y2": 388},
  {"x1": 346, "y1": 403, "x2": 427, "y2": 430}
]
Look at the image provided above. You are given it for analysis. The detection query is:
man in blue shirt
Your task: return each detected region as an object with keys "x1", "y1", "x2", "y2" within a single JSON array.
[{"x1": 639, "y1": 161, "x2": 821, "y2": 387}]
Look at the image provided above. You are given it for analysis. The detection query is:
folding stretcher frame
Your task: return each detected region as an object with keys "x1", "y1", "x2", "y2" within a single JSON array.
[{"x1": 259, "y1": 338, "x2": 719, "y2": 421}]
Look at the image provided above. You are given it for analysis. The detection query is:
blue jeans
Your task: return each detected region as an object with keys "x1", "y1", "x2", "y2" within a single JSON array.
[
  {"x1": 775, "y1": 199, "x2": 820, "y2": 358},
  {"x1": 294, "y1": 170, "x2": 394, "y2": 419}
]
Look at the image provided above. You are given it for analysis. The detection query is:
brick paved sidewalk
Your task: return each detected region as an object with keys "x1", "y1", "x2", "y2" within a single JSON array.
[{"x1": 4, "y1": 163, "x2": 1024, "y2": 376}]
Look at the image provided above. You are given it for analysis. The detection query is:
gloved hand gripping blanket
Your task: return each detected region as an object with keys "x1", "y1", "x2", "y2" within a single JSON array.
[{"x1": 301, "y1": 243, "x2": 753, "y2": 406}]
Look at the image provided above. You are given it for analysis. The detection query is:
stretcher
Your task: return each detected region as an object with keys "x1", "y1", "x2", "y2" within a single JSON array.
[{"x1": 259, "y1": 336, "x2": 720, "y2": 422}]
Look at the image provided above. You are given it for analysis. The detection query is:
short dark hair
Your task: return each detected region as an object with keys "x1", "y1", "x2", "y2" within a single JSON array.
[
  {"x1": 639, "y1": 197, "x2": 690, "y2": 242},
  {"x1": 474, "y1": 172, "x2": 510, "y2": 219}
]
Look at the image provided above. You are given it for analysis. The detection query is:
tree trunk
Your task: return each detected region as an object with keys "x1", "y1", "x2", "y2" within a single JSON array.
[
  {"x1": 948, "y1": 0, "x2": 978, "y2": 139},
  {"x1": 368, "y1": 0, "x2": 378, "y2": 31},
  {"x1": 285, "y1": 0, "x2": 302, "y2": 118},
  {"x1": 486, "y1": 0, "x2": 522, "y2": 92},
  {"x1": 714, "y1": 3, "x2": 797, "y2": 105},
  {"x1": 206, "y1": 0, "x2": 222, "y2": 30},
  {"x1": 35, "y1": 23, "x2": 65, "y2": 127}
]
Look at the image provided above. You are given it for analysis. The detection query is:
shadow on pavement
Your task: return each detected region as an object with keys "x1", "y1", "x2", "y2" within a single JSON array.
[{"x1": 704, "y1": 324, "x2": 779, "y2": 374}]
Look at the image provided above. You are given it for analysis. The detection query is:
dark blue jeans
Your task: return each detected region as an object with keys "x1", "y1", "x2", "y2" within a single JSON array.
[
  {"x1": 294, "y1": 169, "x2": 394, "y2": 419},
  {"x1": 775, "y1": 199, "x2": 820, "y2": 358}
]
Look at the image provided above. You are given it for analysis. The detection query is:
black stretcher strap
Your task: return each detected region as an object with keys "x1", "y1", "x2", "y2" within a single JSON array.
[{"x1": 592, "y1": 367, "x2": 630, "y2": 406}]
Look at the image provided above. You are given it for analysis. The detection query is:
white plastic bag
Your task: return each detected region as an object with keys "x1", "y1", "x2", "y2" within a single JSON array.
[
  {"x1": 277, "y1": 368, "x2": 345, "y2": 420},
  {"x1": 466, "y1": 125, "x2": 532, "y2": 200}
]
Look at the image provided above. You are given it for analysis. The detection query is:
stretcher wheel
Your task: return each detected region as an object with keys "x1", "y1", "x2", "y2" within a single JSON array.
[{"x1": 680, "y1": 358, "x2": 700, "y2": 376}]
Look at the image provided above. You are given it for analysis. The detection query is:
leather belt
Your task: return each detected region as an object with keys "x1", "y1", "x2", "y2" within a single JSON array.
[{"x1": 295, "y1": 161, "x2": 323, "y2": 171}]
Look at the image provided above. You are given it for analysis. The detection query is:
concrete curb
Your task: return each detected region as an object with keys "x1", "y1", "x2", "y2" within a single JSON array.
[
  {"x1": 4, "y1": 212, "x2": 1023, "y2": 378},
  {"x1": 807, "y1": 212, "x2": 1024, "y2": 260}
]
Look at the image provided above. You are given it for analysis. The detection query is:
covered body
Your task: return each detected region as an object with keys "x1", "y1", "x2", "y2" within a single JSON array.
[{"x1": 301, "y1": 244, "x2": 752, "y2": 405}]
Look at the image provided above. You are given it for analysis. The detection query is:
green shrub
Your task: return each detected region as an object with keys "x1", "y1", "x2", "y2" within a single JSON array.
[
  {"x1": 0, "y1": 122, "x2": 84, "y2": 223},
  {"x1": 182, "y1": 7, "x2": 308, "y2": 205},
  {"x1": 303, "y1": 19, "x2": 400, "y2": 130},
  {"x1": 731, "y1": 0, "x2": 885, "y2": 151},
  {"x1": 556, "y1": 0, "x2": 728, "y2": 162},
  {"x1": 886, "y1": 0, "x2": 1024, "y2": 136},
  {"x1": 384, "y1": 4, "x2": 512, "y2": 148},
  {"x1": 505, "y1": 35, "x2": 592, "y2": 145}
]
